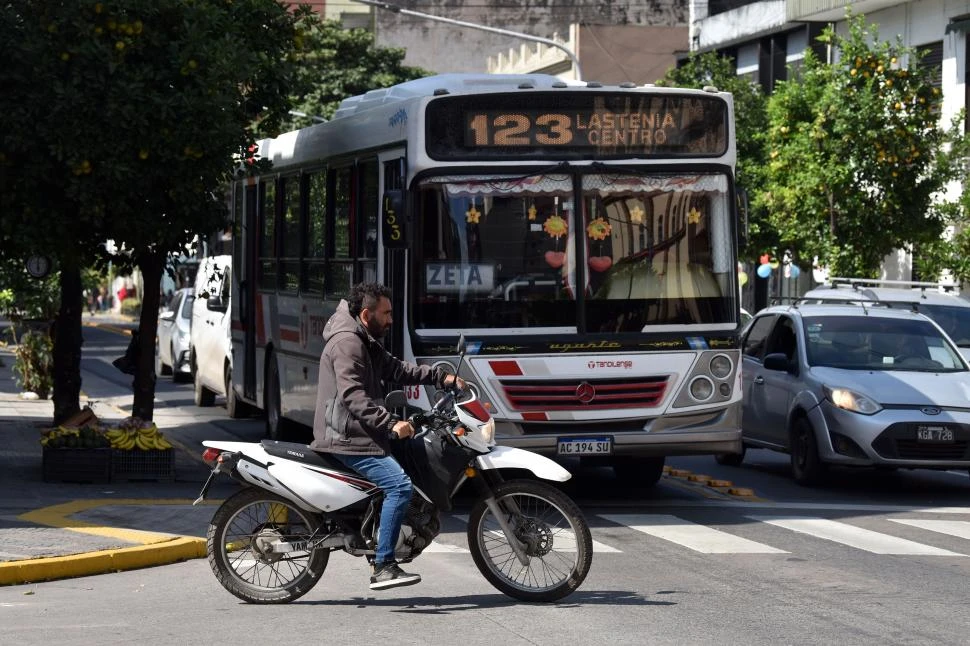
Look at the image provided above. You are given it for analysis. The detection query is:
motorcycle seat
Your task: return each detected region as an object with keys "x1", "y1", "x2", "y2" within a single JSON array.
[{"x1": 260, "y1": 440, "x2": 356, "y2": 474}]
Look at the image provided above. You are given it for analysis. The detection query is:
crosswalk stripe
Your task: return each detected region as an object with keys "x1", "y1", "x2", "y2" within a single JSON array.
[
  {"x1": 889, "y1": 519, "x2": 970, "y2": 541},
  {"x1": 453, "y1": 514, "x2": 621, "y2": 553},
  {"x1": 748, "y1": 516, "x2": 966, "y2": 556},
  {"x1": 423, "y1": 541, "x2": 468, "y2": 553},
  {"x1": 599, "y1": 513, "x2": 788, "y2": 554}
]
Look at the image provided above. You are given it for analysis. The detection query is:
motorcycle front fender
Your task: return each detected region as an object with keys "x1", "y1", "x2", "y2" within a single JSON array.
[{"x1": 475, "y1": 446, "x2": 572, "y2": 482}]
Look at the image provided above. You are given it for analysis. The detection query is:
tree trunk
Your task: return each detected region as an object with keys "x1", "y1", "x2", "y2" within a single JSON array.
[
  {"x1": 52, "y1": 259, "x2": 83, "y2": 425},
  {"x1": 132, "y1": 252, "x2": 164, "y2": 421}
]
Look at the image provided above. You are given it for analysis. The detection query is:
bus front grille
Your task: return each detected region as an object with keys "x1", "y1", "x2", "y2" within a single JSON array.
[{"x1": 498, "y1": 376, "x2": 669, "y2": 411}]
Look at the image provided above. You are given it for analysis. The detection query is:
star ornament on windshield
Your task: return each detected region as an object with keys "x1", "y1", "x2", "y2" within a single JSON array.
[
  {"x1": 466, "y1": 204, "x2": 481, "y2": 224},
  {"x1": 687, "y1": 207, "x2": 702, "y2": 224},
  {"x1": 629, "y1": 206, "x2": 644, "y2": 225}
]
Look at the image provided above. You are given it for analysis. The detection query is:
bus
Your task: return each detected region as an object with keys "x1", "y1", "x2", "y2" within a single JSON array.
[{"x1": 226, "y1": 73, "x2": 743, "y2": 486}]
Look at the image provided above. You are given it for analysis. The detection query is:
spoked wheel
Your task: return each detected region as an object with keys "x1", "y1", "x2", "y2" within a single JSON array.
[
  {"x1": 207, "y1": 488, "x2": 329, "y2": 604},
  {"x1": 467, "y1": 479, "x2": 592, "y2": 602}
]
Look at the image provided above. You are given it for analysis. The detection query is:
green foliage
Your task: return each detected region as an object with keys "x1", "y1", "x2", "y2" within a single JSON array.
[
  {"x1": 281, "y1": 18, "x2": 431, "y2": 130},
  {"x1": 120, "y1": 297, "x2": 142, "y2": 317},
  {"x1": 0, "y1": 259, "x2": 60, "y2": 322},
  {"x1": 759, "y1": 12, "x2": 970, "y2": 276},
  {"x1": 12, "y1": 330, "x2": 54, "y2": 398},
  {"x1": 658, "y1": 51, "x2": 774, "y2": 260}
]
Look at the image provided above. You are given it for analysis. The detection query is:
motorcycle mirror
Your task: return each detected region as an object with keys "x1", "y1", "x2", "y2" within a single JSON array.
[
  {"x1": 384, "y1": 390, "x2": 407, "y2": 409},
  {"x1": 457, "y1": 333, "x2": 465, "y2": 354}
]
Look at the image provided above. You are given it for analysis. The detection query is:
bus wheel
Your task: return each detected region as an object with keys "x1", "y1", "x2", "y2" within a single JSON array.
[
  {"x1": 264, "y1": 353, "x2": 291, "y2": 441},
  {"x1": 612, "y1": 456, "x2": 665, "y2": 487}
]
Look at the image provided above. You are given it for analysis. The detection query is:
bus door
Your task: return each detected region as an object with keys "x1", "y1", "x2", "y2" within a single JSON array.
[
  {"x1": 242, "y1": 182, "x2": 258, "y2": 401},
  {"x1": 378, "y1": 153, "x2": 407, "y2": 356}
]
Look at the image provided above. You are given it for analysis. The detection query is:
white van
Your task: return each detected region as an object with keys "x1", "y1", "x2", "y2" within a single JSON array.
[{"x1": 190, "y1": 255, "x2": 246, "y2": 415}]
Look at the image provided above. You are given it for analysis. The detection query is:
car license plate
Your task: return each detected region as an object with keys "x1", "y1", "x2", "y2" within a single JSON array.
[
  {"x1": 557, "y1": 437, "x2": 612, "y2": 456},
  {"x1": 916, "y1": 425, "x2": 954, "y2": 443}
]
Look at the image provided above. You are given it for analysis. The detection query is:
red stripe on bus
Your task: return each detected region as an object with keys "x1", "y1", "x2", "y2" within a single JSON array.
[
  {"x1": 489, "y1": 360, "x2": 522, "y2": 376},
  {"x1": 521, "y1": 412, "x2": 548, "y2": 421},
  {"x1": 280, "y1": 328, "x2": 300, "y2": 342}
]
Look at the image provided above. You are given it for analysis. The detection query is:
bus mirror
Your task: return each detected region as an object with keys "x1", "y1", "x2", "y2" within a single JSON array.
[{"x1": 382, "y1": 189, "x2": 407, "y2": 249}]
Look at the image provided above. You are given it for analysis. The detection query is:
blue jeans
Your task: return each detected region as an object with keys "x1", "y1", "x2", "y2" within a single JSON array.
[{"x1": 334, "y1": 453, "x2": 412, "y2": 566}]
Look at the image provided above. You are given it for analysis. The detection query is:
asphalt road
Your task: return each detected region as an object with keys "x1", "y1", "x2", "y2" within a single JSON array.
[{"x1": 9, "y1": 322, "x2": 966, "y2": 645}]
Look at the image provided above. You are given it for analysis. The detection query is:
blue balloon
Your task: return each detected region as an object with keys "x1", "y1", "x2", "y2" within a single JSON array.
[
  {"x1": 789, "y1": 265, "x2": 801, "y2": 278},
  {"x1": 756, "y1": 264, "x2": 772, "y2": 278}
]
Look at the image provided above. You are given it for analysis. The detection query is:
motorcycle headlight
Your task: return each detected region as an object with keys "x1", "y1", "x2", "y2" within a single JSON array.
[
  {"x1": 823, "y1": 385, "x2": 882, "y2": 415},
  {"x1": 480, "y1": 418, "x2": 496, "y2": 446}
]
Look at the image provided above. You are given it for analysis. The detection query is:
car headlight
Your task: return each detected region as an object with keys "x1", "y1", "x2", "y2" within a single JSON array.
[{"x1": 823, "y1": 385, "x2": 882, "y2": 415}]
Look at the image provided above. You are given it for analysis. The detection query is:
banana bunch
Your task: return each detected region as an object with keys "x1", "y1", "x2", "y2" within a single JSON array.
[
  {"x1": 41, "y1": 425, "x2": 111, "y2": 449},
  {"x1": 105, "y1": 424, "x2": 174, "y2": 451}
]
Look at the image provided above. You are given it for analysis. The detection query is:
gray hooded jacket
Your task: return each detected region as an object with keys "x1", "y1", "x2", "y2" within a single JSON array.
[{"x1": 310, "y1": 299, "x2": 444, "y2": 456}]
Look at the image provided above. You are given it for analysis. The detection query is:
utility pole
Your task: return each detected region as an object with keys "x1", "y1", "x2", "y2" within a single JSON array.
[{"x1": 351, "y1": 0, "x2": 583, "y2": 81}]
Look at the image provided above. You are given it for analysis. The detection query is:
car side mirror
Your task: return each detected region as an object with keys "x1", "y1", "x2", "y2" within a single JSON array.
[
  {"x1": 159, "y1": 310, "x2": 175, "y2": 321},
  {"x1": 763, "y1": 352, "x2": 795, "y2": 373},
  {"x1": 206, "y1": 296, "x2": 228, "y2": 313}
]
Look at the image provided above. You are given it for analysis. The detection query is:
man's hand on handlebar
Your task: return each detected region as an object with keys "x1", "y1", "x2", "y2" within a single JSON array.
[
  {"x1": 391, "y1": 420, "x2": 416, "y2": 439},
  {"x1": 442, "y1": 374, "x2": 467, "y2": 392}
]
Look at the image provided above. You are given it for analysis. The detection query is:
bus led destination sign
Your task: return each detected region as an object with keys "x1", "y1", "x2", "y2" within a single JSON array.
[{"x1": 426, "y1": 93, "x2": 728, "y2": 159}]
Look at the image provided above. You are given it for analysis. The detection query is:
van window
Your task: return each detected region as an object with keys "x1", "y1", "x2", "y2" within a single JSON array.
[{"x1": 742, "y1": 315, "x2": 776, "y2": 361}]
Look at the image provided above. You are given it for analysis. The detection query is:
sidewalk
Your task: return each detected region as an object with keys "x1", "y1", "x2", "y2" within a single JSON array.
[{"x1": 0, "y1": 338, "x2": 241, "y2": 586}]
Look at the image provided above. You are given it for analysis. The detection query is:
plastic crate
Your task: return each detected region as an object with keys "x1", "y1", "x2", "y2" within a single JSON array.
[
  {"x1": 42, "y1": 448, "x2": 112, "y2": 484},
  {"x1": 111, "y1": 449, "x2": 175, "y2": 482}
]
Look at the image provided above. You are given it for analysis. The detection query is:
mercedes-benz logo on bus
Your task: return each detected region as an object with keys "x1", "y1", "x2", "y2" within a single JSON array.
[{"x1": 576, "y1": 381, "x2": 596, "y2": 404}]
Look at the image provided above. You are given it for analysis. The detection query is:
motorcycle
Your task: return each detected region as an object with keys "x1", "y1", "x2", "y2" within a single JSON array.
[{"x1": 194, "y1": 341, "x2": 593, "y2": 604}]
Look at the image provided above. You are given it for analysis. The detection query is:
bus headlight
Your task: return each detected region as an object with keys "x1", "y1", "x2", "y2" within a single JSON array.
[
  {"x1": 710, "y1": 354, "x2": 733, "y2": 379},
  {"x1": 689, "y1": 376, "x2": 715, "y2": 401}
]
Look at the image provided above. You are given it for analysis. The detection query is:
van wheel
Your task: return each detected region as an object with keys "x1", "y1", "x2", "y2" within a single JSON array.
[
  {"x1": 612, "y1": 456, "x2": 665, "y2": 487},
  {"x1": 194, "y1": 354, "x2": 216, "y2": 407},
  {"x1": 265, "y1": 353, "x2": 291, "y2": 440},
  {"x1": 225, "y1": 366, "x2": 249, "y2": 419}
]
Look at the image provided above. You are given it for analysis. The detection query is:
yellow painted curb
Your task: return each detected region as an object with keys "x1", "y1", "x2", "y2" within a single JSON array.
[
  {"x1": 0, "y1": 537, "x2": 206, "y2": 586},
  {"x1": 707, "y1": 479, "x2": 733, "y2": 488},
  {"x1": 686, "y1": 474, "x2": 711, "y2": 483},
  {"x1": 668, "y1": 468, "x2": 691, "y2": 477},
  {"x1": 2, "y1": 498, "x2": 213, "y2": 586},
  {"x1": 728, "y1": 487, "x2": 756, "y2": 496}
]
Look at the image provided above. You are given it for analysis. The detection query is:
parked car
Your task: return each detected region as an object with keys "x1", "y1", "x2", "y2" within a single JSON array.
[
  {"x1": 723, "y1": 301, "x2": 970, "y2": 485},
  {"x1": 190, "y1": 255, "x2": 237, "y2": 413},
  {"x1": 155, "y1": 287, "x2": 194, "y2": 382},
  {"x1": 802, "y1": 278, "x2": 970, "y2": 360}
]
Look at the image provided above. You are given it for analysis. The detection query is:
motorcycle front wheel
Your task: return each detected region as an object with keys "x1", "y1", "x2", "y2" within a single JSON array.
[
  {"x1": 467, "y1": 479, "x2": 592, "y2": 602},
  {"x1": 207, "y1": 487, "x2": 329, "y2": 604}
]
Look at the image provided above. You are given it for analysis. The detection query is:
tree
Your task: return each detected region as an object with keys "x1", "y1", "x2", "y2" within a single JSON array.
[
  {"x1": 658, "y1": 51, "x2": 773, "y2": 261},
  {"x1": 282, "y1": 18, "x2": 430, "y2": 130},
  {"x1": 2, "y1": 0, "x2": 311, "y2": 423},
  {"x1": 759, "y1": 13, "x2": 970, "y2": 277}
]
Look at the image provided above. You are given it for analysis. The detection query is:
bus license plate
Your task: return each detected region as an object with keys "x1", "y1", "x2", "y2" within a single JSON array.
[
  {"x1": 557, "y1": 437, "x2": 612, "y2": 456},
  {"x1": 916, "y1": 426, "x2": 954, "y2": 443}
]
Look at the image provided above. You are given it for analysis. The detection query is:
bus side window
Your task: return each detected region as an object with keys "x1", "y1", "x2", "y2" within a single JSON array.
[
  {"x1": 330, "y1": 166, "x2": 354, "y2": 300},
  {"x1": 305, "y1": 169, "x2": 327, "y2": 296}
]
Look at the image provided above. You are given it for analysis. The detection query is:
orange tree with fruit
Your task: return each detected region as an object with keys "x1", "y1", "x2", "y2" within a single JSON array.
[{"x1": 1, "y1": 0, "x2": 311, "y2": 424}]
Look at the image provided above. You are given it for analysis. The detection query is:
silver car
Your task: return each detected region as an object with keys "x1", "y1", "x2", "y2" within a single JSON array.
[
  {"x1": 155, "y1": 287, "x2": 194, "y2": 382},
  {"x1": 725, "y1": 302, "x2": 970, "y2": 484}
]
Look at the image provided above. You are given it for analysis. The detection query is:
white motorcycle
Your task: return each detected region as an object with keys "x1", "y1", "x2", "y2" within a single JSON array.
[{"x1": 194, "y1": 343, "x2": 593, "y2": 603}]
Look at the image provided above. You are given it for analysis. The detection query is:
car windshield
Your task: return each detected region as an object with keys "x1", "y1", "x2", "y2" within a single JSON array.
[{"x1": 803, "y1": 315, "x2": 966, "y2": 371}]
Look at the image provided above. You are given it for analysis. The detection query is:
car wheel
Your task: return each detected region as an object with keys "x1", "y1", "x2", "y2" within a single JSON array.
[
  {"x1": 155, "y1": 339, "x2": 171, "y2": 377},
  {"x1": 790, "y1": 418, "x2": 826, "y2": 486},
  {"x1": 193, "y1": 353, "x2": 216, "y2": 407},
  {"x1": 715, "y1": 446, "x2": 746, "y2": 467},
  {"x1": 612, "y1": 456, "x2": 665, "y2": 487}
]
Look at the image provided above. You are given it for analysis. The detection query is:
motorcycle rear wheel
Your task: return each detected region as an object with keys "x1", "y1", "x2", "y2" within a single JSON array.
[
  {"x1": 467, "y1": 479, "x2": 592, "y2": 602},
  {"x1": 207, "y1": 487, "x2": 329, "y2": 604}
]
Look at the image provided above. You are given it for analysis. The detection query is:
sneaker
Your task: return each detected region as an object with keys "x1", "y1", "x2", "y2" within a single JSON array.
[{"x1": 369, "y1": 561, "x2": 421, "y2": 590}]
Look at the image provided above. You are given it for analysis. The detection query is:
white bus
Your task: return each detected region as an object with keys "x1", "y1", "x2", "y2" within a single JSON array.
[{"x1": 227, "y1": 73, "x2": 743, "y2": 486}]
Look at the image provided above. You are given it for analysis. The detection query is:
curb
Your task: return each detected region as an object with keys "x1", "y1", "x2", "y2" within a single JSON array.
[
  {"x1": 0, "y1": 499, "x2": 210, "y2": 587},
  {"x1": 662, "y1": 465, "x2": 767, "y2": 501},
  {"x1": 0, "y1": 537, "x2": 206, "y2": 586}
]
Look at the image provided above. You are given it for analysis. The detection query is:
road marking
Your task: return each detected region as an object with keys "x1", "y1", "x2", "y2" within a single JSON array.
[
  {"x1": 748, "y1": 516, "x2": 966, "y2": 555},
  {"x1": 889, "y1": 518, "x2": 970, "y2": 541},
  {"x1": 453, "y1": 514, "x2": 620, "y2": 553},
  {"x1": 599, "y1": 513, "x2": 787, "y2": 554}
]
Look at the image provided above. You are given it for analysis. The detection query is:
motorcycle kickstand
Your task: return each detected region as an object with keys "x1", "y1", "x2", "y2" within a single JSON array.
[{"x1": 483, "y1": 496, "x2": 531, "y2": 567}]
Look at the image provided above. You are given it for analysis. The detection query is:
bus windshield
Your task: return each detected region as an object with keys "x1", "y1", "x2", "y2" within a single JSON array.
[{"x1": 414, "y1": 171, "x2": 737, "y2": 333}]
